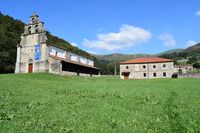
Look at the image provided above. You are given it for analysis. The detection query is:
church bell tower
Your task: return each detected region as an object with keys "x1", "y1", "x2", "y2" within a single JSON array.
[{"x1": 15, "y1": 13, "x2": 49, "y2": 73}]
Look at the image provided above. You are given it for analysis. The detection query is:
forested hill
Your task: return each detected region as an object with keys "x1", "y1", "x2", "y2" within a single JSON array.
[
  {"x1": 0, "y1": 12, "x2": 94, "y2": 73},
  {"x1": 157, "y1": 49, "x2": 183, "y2": 55},
  {"x1": 160, "y1": 43, "x2": 200, "y2": 60},
  {"x1": 181, "y1": 43, "x2": 200, "y2": 55}
]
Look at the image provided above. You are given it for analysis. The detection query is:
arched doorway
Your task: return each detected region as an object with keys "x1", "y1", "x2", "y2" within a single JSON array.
[
  {"x1": 171, "y1": 73, "x2": 178, "y2": 78},
  {"x1": 122, "y1": 72, "x2": 130, "y2": 80}
]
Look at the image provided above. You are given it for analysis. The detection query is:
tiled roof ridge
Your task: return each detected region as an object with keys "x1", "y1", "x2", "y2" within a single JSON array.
[{"x1": 120, "y1": 57, "x2": 174, "y2": 64}]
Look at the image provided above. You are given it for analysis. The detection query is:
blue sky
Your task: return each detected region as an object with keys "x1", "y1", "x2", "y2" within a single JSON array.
[{"x1": 1, "y1": 0, "x2": 200, "y2": 55}]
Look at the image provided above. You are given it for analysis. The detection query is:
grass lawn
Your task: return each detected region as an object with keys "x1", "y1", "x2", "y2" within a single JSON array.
[{"x1": 0, "y1": 73, "x2": 200, "y2": 132}]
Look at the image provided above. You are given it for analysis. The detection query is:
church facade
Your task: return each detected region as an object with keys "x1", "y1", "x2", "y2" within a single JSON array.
[{"x1": 15, "y1": 14, "x2": 99, "y2": 76}]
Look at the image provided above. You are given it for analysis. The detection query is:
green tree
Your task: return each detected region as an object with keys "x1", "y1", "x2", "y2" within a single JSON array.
[
  {"x1": 187, "y1": 56, "x2": 199, "y2": 64},
  {"x1": 192, "y1": 62, "x2": 200, "y2": 72}
]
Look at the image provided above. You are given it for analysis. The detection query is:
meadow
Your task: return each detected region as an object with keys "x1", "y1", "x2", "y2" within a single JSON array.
[{"x1": 0, "y1": 73, "x2": 200, "y2": 132}]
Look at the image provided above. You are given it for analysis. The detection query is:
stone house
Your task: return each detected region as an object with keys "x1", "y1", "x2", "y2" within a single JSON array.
[
  {"x1": 175, "y1": 65, "x2": 194, "y2": 74},
  {"x1": 120, "y1": 57, "x2": 176, "y2": 79},
  {"x1": 15, "y1": 13, "x2": 99, "y2": 76}
]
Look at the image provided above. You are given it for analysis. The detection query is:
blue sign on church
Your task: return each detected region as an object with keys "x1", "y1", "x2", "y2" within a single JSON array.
[{"x1": 34, "y1": 44, "x2": 40, "y2": 61}]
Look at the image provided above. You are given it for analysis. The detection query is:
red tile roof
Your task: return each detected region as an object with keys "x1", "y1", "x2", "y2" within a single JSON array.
[{"x1": 120, "y1": 57, "x2": 174, "y2": 64}]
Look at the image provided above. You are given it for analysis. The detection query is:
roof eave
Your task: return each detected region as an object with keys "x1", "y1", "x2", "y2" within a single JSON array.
[{"x1": 120, "y1": 61, "x2": 174, "y2": 65}]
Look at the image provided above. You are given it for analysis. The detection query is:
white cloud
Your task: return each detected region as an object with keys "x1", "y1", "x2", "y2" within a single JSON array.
[
  {"x1": 186, "y1": 40, "x2": 197, "y2": 47},
  {"x1": 71, "y1": 42, "x2": 78, "y2": 47},
  {"x1": 158, "y1": 33, "x2": 176, "y2": 47},
  {"x1": 83, "y1": 24, "x2": 151, "y2": 51},
  {"x1": 196, "y1": 10, "x2": 200, "y2": 16}
]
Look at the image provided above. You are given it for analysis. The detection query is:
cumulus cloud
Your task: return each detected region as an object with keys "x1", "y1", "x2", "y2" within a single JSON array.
[
  {"x1": 196, "y1": 10, "x2": 200, "y2": 16},
  {"x1": 186, "y1": 40, "x2": 197, "y2": 47},
  {"x1": 71, "y1": 42, "x2": 78, "y2": 47},
  {"x1": 83, "y1": 24, "x2": 151, "y2": 51},
  {"x1": 158, "y1": 33, "x2": 176, "y2": 47}
]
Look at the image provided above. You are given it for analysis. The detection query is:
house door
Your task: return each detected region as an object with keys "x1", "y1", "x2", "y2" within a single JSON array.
[
  {"x1": 28, "y1": 63, "x2": 33, "y2": 73},
  {"x1": 124, "y1": 73, "x2": 129, "y2": 80}
]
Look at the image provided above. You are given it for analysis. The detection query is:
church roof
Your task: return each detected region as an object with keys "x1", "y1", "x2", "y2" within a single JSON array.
[
  {"x1": 49, "y1": 55, "x2": 99, "y2": 70},
  {"x1": 120, "y1": 57, "x2": 174, "y2": 64}
]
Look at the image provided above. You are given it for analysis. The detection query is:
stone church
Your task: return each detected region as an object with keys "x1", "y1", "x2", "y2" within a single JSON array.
[{"x1": 15, "y1": 13, "x2": 99, "y2": 76}]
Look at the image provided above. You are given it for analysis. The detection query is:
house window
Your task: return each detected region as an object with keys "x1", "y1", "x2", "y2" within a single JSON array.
[
  {"x1": 143, "y1": 65, "x2": 146, "y2": 69},
  {"x1": 143, "y1": 73, "x2": 146, "y2": 77},
  {"x1": 153, "y1": 65, "x2": 156, "y2": 68},
  {"x1": 163, "y1": 72, "x2": 166, "y2": 77},
  {"x1": 163, "y1": 64, "x2": 166, "y2": 67},
  {"x1": 153, "y1": 73, "x2": 157, "y2": 77},
  {"x1": 126, "y1": 66, "x2": 129, "y2": 69}
]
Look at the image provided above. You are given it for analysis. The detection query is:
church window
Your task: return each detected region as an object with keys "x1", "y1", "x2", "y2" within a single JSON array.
[
  {"x1": 28, "y1": 26, "x2": 31, "y2": 34},
  {"x1": 35, "y1": 25, "x2": 39, "y2": 33},
  {"x1": 32, "y1": 17, "x2": 36, "y2": 23},
  {"x1": 35, "y1": 29, "x2": 38, "y2": 33}
]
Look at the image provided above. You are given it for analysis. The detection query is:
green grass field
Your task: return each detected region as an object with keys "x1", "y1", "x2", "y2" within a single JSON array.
[{"x1": 0, "y1": 73, "x2": 200, "y2": 132}]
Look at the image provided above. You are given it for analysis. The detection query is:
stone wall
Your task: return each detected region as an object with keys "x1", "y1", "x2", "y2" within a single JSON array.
[
  {"x1": 15, "y1": 63, "x2": 28, "y2": 73},
  {"x1": 178, "y1": 73, "x2": 200, "y2": 78},
  {"x1": 48, "y1": 57, "x2": 62, "y2": 74},
  {"x1": 61, "y1": 71, "x2": 100, "y2": 77},
  {"x1": 34, "y1": 61, "x2": 49, "y2": 72}
]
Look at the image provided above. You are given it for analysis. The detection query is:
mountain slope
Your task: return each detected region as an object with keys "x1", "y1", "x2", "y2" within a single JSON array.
[
  {"x1": 158, "y1": 49, "x2": 183, "y2": 56},
  {"x1": 180, "y1": 43, "x2": 200, "y2": 55},
  {"x1": 95, "y1": 53, "x2": 151, "y2": 62},
  {"x1": 159, "y1": 43, "x2": 200, "y2": 60}
]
